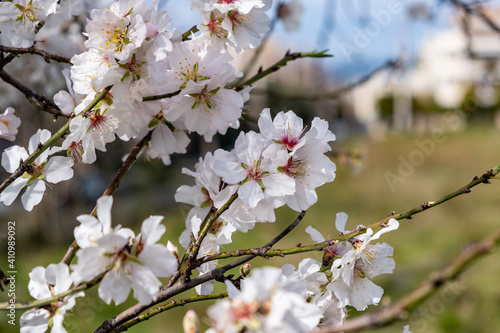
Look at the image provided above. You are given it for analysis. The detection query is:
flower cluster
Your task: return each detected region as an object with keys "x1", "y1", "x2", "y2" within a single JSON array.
[
  {"x1": 57, "y1": 0, "x2": 274, "y2": 166},
  {"x1": 0, "y1": 0, "x2": 407, "y2": 332},
  {"x1": 307, "y1": 213, "x2": 399, "y2": 311},
  {"x1": 19, "y1": 195, "x2": 178, "y2": 331},
  {"x1": 176, "y1": 108, "x2": 336, "y2": 294},
  {"x1": 206, "y1": 267, "x2": 323, "y2": 333},
  {"x1": 205, "y1": 215, "x2": 399, "y2": 332}
]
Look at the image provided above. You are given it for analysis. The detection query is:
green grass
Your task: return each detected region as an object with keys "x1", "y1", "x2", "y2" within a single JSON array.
[{"x1": 1, "y1": 126, "x2": 500, "y2": 333}]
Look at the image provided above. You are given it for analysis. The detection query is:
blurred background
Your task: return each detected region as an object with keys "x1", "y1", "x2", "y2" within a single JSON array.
[{"x1": 1, "y1": 0, "x2": 500, "y2": 332}]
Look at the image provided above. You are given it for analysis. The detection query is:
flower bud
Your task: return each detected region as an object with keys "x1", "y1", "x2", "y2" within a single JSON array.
[
  {"x1": 183, "y1": 309, "x2": 199, "y2": 333},
  {"x1": 167, "y1": 241, "x2": 179, "y2": 260},
  {"x1": 239, "y1": 263, "x2": 251, "y2": 277}
]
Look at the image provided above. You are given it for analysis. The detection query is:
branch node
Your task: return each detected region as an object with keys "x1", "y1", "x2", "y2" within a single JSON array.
[{"x1": 463, "y1": 188, "x2": 471, "y2": 194}]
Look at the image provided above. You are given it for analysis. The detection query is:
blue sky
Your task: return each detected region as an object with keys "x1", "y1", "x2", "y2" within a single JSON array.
[{"x1": 157, "y1": 0, "x2": 497, "y2": 79}]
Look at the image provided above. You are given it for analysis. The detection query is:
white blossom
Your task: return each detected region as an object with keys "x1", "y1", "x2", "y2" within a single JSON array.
[
  {"x1": 0, "y1": 0, "x2": 58, "y2": 47},
  {"x1": 206, "y1": 267, "x2": 322, "y2": 333},
  {"x1": 20, "y1": 263, "x2": 83, "y2": 333},
  {"x1": 0, "y1": 129, "x2": 74, "y2": 211},
  {"x1": 0, "y1": 107, "x2": 21, "y2": 142},
  {"x1": 71, "y1": 207, "x2": 177, "y2": 305},
  {"x1": 330, "y1": 218, "x2": 399, "y2": 310}
]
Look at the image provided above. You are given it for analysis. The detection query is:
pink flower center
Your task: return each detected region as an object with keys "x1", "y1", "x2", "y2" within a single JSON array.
[
  {"x1": 246, "y1": 161, "x2": 264, "y2": 181},
  {"x1": 208, "y1": 18, "x2": 228, "y2": 39},
  {"x1": 279, "y1": 131, "x2": 300, "y2": 150},
  {"x1": 228, "y1": 10, "x2": 245, "y2": 26},
  {"x1": 87, "y1": 111, "x2": 114, "y2": 134},
  {"x1": 281, "y1": 158, "x2": 304, "y2": 178}
]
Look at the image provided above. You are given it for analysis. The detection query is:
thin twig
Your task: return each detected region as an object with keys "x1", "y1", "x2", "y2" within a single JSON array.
[
  {"x1": 0, "y1": 69, "x2": 68, "y2": 118},
  {"x1": 317, "y1": 58, "x2": 401, "y2": 100},
  {"x1": 0, "y1": 45, "x2": 71, "y2": 63},
  {"x1": 232, "y1": 50, "x2": 332, "y2": 92},
  {"x1": 316, "y1": 225, "x2": 500, "y2": 333},
  {"x1": 114, "y1": 293, "x2": 228, "y2": 332},
  {"x1": 0, "y1": 269, "x2": 108, "y2": 310}
]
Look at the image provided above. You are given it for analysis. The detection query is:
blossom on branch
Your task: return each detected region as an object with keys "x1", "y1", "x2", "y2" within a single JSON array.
[
  {"x1": 71, "y1": 199, "x2": 178, "y2": 305},
  {"x1": 20, "y1": 263, "x2": 83, "y2": 333},
  {"x1": 329, "y1": 218, "x2": 399, "y2": 310},
  {"x1": 0, "y1": 129, "x2": 74, "y2": 211},
  {"x1": 206, "y1": 267, "x2": 323, "y2": 333}
]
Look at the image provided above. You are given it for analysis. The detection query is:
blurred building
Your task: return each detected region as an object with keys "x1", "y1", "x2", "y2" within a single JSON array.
[{"x1": 349, "y1": 5, "x2": 500, "y2": 135}]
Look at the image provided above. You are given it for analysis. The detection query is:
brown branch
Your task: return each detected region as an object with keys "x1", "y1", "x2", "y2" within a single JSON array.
[
  {"x1": 0, "y1": 45, "x2": 71, "y2": 63},
  {"x1": 0, "y1": 68, "x2": 68, "y2": 118},
  {"x1": 114, "y1": 293, "x2": 228, "y2": 332},
  {"x1": 61, "y1": 130, "x2": 154, "y2": 265},
  {"x1": 93, "y1": 210, "x2": 306, "y2": 333},
  {"x1": 316, "y1": 225, "x2": 500, "y2": 333},
  {"x1": 0, "y1": 53, "x2": 16, "y2": 70}
]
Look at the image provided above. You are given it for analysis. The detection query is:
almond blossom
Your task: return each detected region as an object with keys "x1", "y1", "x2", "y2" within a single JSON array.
[
  {"x1": 257, "y1": 109, "x2": 337, "y2": 211},
  {"x1": 0, "y1": 0, "x2": 58, "y2": 47},
  {"x1": 213, "y1": 131, "x2": 295, "y2": 209},
  {"x1": 84, "y1": 4, "x2": 147, "y2": 62},
  {"x1": 62, "y1": 106, "x2": 119, "y2": 164},
  {"x1": 192, "y1": 0, "x2": 272, "y2": 53},
  {"x1": 329, "y1": 218, "x2": 399, "y2": 310},
  {"x1": 0, "y1": 107, "x2": 21, "y2": 142},
  {"x1": 162, "y1": 41, "x2": 244, "y2": 140},
  {"x1": 206, "y1": 267, "x2": 323, "y2": 333},
  {"x1": 0, "y1": 129, "x2": 74, "y2": 211},
  {"x1": 71, "y1": 208, "x2": 178, "y2": 305},
  {"x1": 20, "y1": 263, "x2": 83, "y2": 333},
  {"x1": 281, "y1": 258, "x2": 347, "y2": 327}
]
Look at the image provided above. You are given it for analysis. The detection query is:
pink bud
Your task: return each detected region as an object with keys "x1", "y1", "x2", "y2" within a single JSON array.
[
  {"x1": 183, "y1": 309, "x2": 199, "y2": 333},
  {"x1": 167, "y1": 241, "x2": 179, "y2": 259}
]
